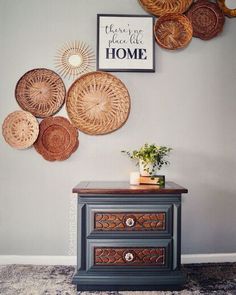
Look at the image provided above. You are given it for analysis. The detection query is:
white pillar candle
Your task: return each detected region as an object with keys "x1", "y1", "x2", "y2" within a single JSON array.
[{"x1": 129, "y1": 172, "x2": 140, "y2": 185}]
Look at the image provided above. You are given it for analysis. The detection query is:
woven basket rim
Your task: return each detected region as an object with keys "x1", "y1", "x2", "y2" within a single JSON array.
[
  {"x1": 139, "y1": 0, "x2": 193, "y2": 16},
  {"x1": 15, "y1": 68, "x2": 66, "y2": 118},
  {"x1": 66, "y1": 70, "x2": 130, "y2": 99},
  {"x1": 154, "y1": 13, "x2": 193, "y2": 50},
  {"x1": 66, "y1": 71, "x2": 131, "y2": 135}
]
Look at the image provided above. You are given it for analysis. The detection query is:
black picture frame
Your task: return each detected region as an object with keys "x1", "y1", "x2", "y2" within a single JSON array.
[{"x1": 97, "y1": 14, "x2": 155, "y2": 72}]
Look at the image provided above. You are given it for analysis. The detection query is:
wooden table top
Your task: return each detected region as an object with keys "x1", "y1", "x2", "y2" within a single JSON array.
[{"x1": 73, "y1": 181, "x2": 188, "y2": 195}]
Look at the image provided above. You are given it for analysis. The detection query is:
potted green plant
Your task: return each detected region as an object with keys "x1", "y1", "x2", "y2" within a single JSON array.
[{"x1": 122, "y1": 143, "x2": 172, "y2": 176}]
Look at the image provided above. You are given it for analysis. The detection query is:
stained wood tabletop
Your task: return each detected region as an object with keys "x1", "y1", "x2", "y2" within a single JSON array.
[{"x1": 72, "y1": 181, "x2": 188, "y2": 195}]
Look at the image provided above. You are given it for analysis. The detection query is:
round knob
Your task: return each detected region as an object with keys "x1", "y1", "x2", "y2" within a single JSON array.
[
  {"x1": 124, "y1": 252, "x2": 134, "y2": 262},
  {"x1": 125, "y1": 217, "x2": 135, "y2": 227}
]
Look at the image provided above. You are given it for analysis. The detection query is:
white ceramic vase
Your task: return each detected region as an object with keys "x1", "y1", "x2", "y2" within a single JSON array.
[{"x1": 139, "y1": 160, "x2": 157, "y2": 176}]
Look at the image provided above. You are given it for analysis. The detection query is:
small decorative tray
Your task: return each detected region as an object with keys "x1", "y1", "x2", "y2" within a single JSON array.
[
  {"x1": 154, "y1": 13, "x2": 193, "y2": 50},
  {"x1": 2, "y1": 110, "x2": 39, "y2": 149},
  {"x1": 217, "y1": 0, "x2": 236, "y2": 17},
  {"x1": 15, "y1": 68, "x2": 66, "y2": 118},
  {"x1": 186, "y1": 0, "x2": 225, "y2": 40},
  {"x1": 34, "y1": 116, "x2": 79, "y2": 161},
  {"x1": 139, "y1": 0, "x2": 193, "y2": 16},
  {"x1": 66, "y1": 71, "x2": 131, "y2": 135}
]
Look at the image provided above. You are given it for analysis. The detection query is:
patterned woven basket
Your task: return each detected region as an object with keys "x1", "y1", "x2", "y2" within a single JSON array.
[
  {"x1": 139, "y1": 0, "x2": 193, "y2": 16},
  {"x1": 66, "y1": 71, "x2": 131, "y2": 135},
  {"x1": 186, "y1": 0, "x2": 225, "y2": 40},
  {"x1": 154, "y1": 13, "x2": 193, "y2": 50},
  {"x1": 34, "y1": 116, "x2": 79, "y2": 161},
  {"x1": 15, "y1": 68, "x2": 66, "y2": 118},
  {"x1": 2, "y1": 110, "x2": 39, "y2": 149},
  {"x1": 217, "y1": 0, "x2": 236, "y2": 17}
]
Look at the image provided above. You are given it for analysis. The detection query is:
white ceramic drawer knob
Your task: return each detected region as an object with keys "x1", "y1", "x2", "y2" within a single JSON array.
[
  {"x1": 124, "y1": 252, "x2": 134, "y2": 262},
  {"x1": 125, "y1": 217, "x2": 135, "y2": 227}
]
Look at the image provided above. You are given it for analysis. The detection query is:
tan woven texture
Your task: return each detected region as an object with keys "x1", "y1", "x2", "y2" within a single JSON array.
[
  {"x1": 217, "y1": 0, "x2": 236, "y2": 17},
  {"x1": 66, "y1": 71, "x2": 131, "y2": 135},
  {"x1": 154, "y1": 13, "x2": 193, "y2": 50},
  {"x1": 15, "y1": 68, "x2": 66, "y2": 118},
  {"x1": 139, "y1": 0, "x2": 193, "y2": 16},
  {"x1": 34, "y1": 116, "x2": 79, "y2": 161},
  {"x1": 2, "y1": 110, "x2": 39, "y2": 149}
]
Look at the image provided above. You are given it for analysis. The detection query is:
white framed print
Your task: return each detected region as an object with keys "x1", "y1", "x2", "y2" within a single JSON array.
[{"x1": 97, "y1": 14, "x2": 155, "y2": 72}]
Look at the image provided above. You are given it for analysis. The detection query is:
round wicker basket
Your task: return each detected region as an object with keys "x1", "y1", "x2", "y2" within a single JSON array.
[
  {"x1": 154, "y1": 13, "x2": 193, "y2": 50},
  {"x1": 186, "y1": 0, "x2": 225, "y2": 40},
  {"x1": 139, "y1": 0, "x2": 193, "y2": 16},
  {"x1": 2, "y1": 110, "x2": 39, "y2": 149},
  {"x1": 34, "y1": 116, "x2": 79, "y2": 161},
  {"x1": 217, "y1": 0, "x2": 236, "y2": 17},
  {"x1": 15, "y1": 68, "x2": 66, "y2": 118},
  {"x1": 66, "y1": 71, "x2": 131, "y2": 135}
]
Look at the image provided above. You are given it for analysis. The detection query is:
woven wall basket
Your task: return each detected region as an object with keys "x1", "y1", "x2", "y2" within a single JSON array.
[
  {"x1": 66, "y1": 71, "x2": 131, "y2": 135},
  {"x1": 154, "y1": 13, "x2": 193, "y2": 50},
  {"x1": 217, "y1": 0, "x2": 236, "y2": 17},
  {"x1": 15, "y1": 68, "x2": 66, "y2": 118},
  {"x1": 34, "y1": 116, "x2": 79, "y2": 161},
  {"x1": 139, "y1": 0, "x2": 193, "y2": 16},
  {"x1": 2, "y1": 110, "x2": 39, "y2": 149},
  {"x1": 186, "y1": 0, "x2": 225, "y2": 40}
]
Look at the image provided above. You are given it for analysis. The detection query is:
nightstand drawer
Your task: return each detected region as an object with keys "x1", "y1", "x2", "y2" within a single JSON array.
[
  {"x1": 95, "y1": 212, "x2": 166, "y2": 231},
  {"x1": 95, "y1": 247, "x2": 165, "y2": 266},
  {"x1": 87, "y1": 239, "x2": 172, "y2": 271},
  {"x1": 87, "y1": 204, "x2": 172, "y2": 236}
]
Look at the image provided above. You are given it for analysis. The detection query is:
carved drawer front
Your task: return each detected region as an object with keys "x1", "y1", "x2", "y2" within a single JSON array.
[
  {"x1": 87, "y1": 239, "x2": 172, "y2": 271},
  {"x1": 94, "y1": 247, "x2": 165, "y2": 266},
  {"x1": 95, "y1": 212, "x2": 166, "y2": 231}
]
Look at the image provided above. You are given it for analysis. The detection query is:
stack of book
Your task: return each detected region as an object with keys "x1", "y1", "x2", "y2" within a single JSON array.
[{"x1": 139, "y1": 175, "x2": 165, "y2": 186}]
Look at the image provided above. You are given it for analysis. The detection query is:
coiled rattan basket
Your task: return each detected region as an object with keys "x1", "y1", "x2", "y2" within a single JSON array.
[
  {"x1": 154, "y1": 13, "x2": 193, "y2": 50},
  {"x1": 2, "y1": 110, "x2": 39, "y2": 149},
  {"x1": 66, "y1": 71, "x2": 131, "y2": 135},
  {"x1": 139, "y1": 0, "x2": 193, "y2": 16},
  {"x1": 186, "y1": 0, "x2": 225, "y2": 40},
  {"x1": 34, "y1": 116, "x2": 79, "y2": 161}
]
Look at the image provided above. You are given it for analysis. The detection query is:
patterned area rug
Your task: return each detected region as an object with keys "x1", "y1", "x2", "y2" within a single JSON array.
[{"x1": 0, "y1": 263, "x2": 235, "y2": 295}]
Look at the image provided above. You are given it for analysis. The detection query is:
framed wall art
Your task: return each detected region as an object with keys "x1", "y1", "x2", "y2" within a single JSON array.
[{"x1": 97, "y1": 14, "x2": 155, "y2": 72}]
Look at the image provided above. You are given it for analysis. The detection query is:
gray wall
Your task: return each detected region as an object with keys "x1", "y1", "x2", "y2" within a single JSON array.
[{"x1": 0, "y1": 0, "x2": 236, "y2": 256}]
